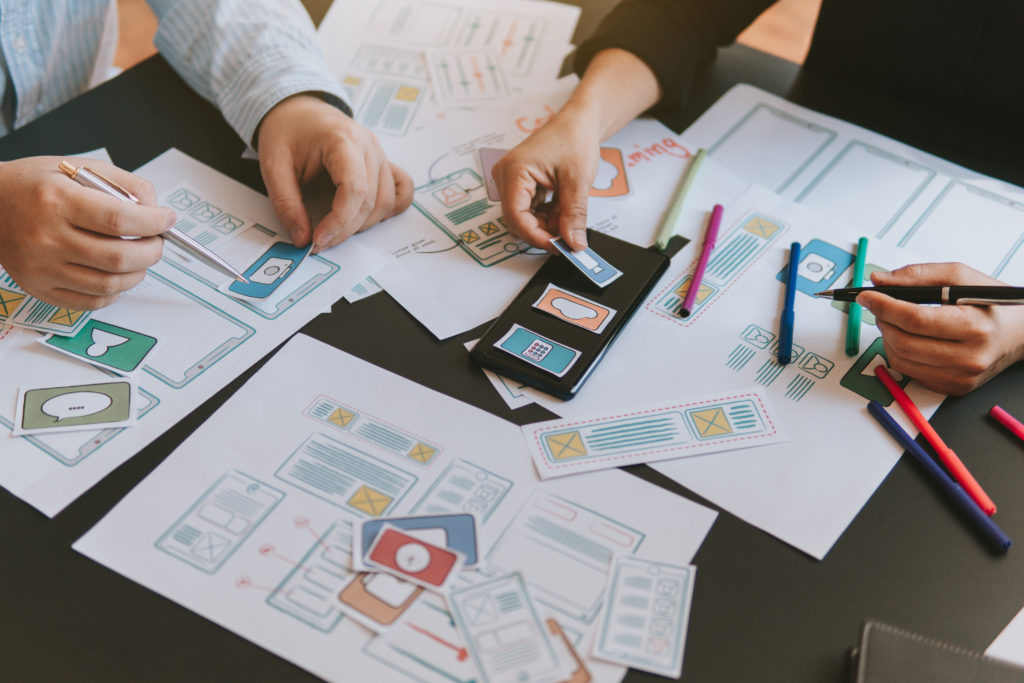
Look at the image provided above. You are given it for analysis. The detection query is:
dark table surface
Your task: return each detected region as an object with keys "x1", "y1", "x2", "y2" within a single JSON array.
[{"x1": 2, "y1": 7, "x2": 1024, "y2": 683}]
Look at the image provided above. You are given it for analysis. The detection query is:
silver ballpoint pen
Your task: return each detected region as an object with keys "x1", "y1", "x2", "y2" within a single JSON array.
[{"x1": 58, "y1": 160, "x2": 249, "y2": 283}]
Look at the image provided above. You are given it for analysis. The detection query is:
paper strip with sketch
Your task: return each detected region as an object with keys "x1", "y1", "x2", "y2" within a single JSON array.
[{"x1": 522, "y1": 387, "x2": 786, "y2": 479}]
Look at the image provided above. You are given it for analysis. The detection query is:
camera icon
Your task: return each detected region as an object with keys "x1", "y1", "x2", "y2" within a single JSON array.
[
  {"x1": 797, "y1": 252, "x2": 837, "y2": 283},
  {"x1": 250, "y1": 256, "x2": 294, "y2": 285}
]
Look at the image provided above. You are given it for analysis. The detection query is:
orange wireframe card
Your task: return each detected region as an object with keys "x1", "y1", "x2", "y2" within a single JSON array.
[
  {"x1": 533, "y1": 284, "x2": 616, "y2": 334},
  {"x1": 590, "y1": 147, "x2": 630, "y2": 198}
]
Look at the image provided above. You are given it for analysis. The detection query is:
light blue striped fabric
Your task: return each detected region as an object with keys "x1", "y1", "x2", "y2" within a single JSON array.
[{"x1": 0, "y1": 0, "x2": 349, "y2": 145}]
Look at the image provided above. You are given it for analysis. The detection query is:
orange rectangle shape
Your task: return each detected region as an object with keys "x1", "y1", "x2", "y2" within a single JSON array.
[{"x1": 533, "y1": 283, "x2": 616, "y2": 334}]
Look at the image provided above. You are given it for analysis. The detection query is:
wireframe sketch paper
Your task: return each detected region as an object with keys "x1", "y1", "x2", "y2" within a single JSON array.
[
  {"x1": 523, "y1": 183, "x2": 944, "y2": 560},
  {"x1": 686, "y1": 84, "x2": 1024, "y2": 282},
  {"x1": 75, "y1": 334, "x2": 718, "y2": 683},
  {"x1": 359, "y1": 78, "x2": 748, "y2": 339},
  {"x1": 592, "y1": 556, "x2": 696, "y2": 678},
  {"x1": 988, "y1": 605, "x2": 1024, "y2": 667},
  {"x1": 449, "y1": 572, "x2": 569, "y2": 683},
  {"x1": 0, "y1": 149, "x2": 386, "y2": 516},
  {"x1": 317, "y1": 0, "x2": 579, "y2": 142}
]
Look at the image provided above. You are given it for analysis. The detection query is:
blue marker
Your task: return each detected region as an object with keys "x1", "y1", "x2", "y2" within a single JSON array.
[
  {"x1": 867, "y1": 400, "x2": 1011, "y2": 554},
  {"x1": 778, "y1": 242, "x2": 800, "y2": 364}
]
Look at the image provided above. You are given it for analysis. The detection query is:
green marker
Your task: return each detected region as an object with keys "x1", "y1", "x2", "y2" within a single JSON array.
[
  {"x1": 654, "y1": 147, "x2": 707, "y2": 251},
  {"x1": 845, "y1": 237, "x2": 868, "y2": 356}
]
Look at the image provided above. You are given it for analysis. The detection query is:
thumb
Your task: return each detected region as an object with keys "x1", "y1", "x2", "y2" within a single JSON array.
[
  {"x1": 556, "y1": 167, "x2": 592, "y2": 250},
  {"x1": 260, "y1": 146, "x2": 313, "y2": 248}
]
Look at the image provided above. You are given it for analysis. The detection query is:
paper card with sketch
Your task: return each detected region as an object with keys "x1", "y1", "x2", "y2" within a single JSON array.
[
  {"x1": 41, "y1": 320, "x2": 159, "y2": 376},
  {"x1": 12, "y1": 379, "x2": 137, "y2": 436}
]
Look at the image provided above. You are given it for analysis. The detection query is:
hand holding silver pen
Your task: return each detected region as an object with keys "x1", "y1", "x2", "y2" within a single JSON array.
[
  {"x1": 0, "y1": 156, "x2": 182, "y2": 309},
  {"x1": 58, "y1": 160, "x2": 248, "y2": 284}
]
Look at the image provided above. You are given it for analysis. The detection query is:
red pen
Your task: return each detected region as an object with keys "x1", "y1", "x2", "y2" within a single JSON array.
[
  {"x1": 990, "y1": 405, "x2": 1024, "y2": 444},
  {"x1": 874, "y1": 365, "x2": 996, "y2": 515}
]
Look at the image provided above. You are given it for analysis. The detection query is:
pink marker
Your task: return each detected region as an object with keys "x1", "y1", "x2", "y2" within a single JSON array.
[
  {"x1": 990, "y1": 405, "x2": 1024, "y2": 444},
  {"x1": 680, "y1": 203, "x2": 723, "y2": 317}
]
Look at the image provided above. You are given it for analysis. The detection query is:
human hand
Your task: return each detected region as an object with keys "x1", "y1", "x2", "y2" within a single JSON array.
[
  {"x1": 492, "y1": 102, "x2": 602, "y2": 251},
  {"x1": 0, "y1": 156, "x2": 175, "y2": 310},
  {"x1": 257, "y1": 94, "x2": 413, "y2": 254},
  {"x1": 857, "y1": 262, "x2": 1024, "y2": 394}
]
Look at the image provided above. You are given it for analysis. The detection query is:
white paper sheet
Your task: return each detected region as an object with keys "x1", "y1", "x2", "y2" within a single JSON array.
[
  {"x1": 360, "y1": 78, "x2": 748, "y2": 338},
  {"x1": 987, "y1": 605, "x2": 1024, "y2": 666},
  {"x1": 524, "y1": 183, "x2": 943, "y2": 559},
  {"x1": 74, "y1": 334, "x2": 717, "y2": 683},
  {"x1": 0, "y1": 150, "x2": 386, "y2": 516},
  {"x1": 687, "y1": 84, "x2": 1024, "y2": 282},
  {"x1": 317, "y1": 0, "x2": 579, "y2": 144}
]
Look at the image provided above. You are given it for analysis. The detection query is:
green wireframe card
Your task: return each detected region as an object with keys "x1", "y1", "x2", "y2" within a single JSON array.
[{"x1": 42, "y1": 319, "x2": 158, "y2": 375}]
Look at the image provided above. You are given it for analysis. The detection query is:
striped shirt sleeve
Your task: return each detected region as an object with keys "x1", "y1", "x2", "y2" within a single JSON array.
[{"x1": 148, "y1": 0, "x2": 351, "y2": 147}]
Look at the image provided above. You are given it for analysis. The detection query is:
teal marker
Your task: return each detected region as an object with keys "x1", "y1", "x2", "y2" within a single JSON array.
[{"x1": 845, "y1": 237, "x2": 868, "y2": 356}]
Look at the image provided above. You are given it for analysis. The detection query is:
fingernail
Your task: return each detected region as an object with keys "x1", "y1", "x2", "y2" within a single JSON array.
[
  {"x1": 314, "y1": 233, "x2": 336, "y2": 252},
  {"x1": 571, "y1": 228, "x2": 587, "y2": 249},
  {"x1": 856, "y1": 295, "x2": 871, "y2": 312},
  {"x1": 163, "y1": 209, "x2": 177, "y2": 228}
]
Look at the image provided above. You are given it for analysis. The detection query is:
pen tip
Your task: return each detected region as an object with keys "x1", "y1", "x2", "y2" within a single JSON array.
[
  {"x1": 814, "y1": 290, "x2": 832, "y2": 297},
  {"x1": 236, "y1": 276, "x2": 250, "y2": 284}
]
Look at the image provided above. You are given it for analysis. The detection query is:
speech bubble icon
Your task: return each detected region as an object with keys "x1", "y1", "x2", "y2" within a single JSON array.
[
  {"x1": 552, "y1": 297, "x2": 598, "y2": 321},
  {"x1": 40, "y1": 391, "x2": 112, "y2": 421}
]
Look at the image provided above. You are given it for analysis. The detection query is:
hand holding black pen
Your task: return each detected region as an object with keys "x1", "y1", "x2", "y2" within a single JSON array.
[
  {"x1": 816, "y1": 285, "x2": 1024, "y2": 304},
  {"x1": 849, "y1": 263, "x2": 1024, "y2": 395}
]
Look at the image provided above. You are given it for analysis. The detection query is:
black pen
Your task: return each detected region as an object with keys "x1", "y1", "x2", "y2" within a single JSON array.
[{"x1": 815, "y1": 285, "x2": 1024, "y2": 305}]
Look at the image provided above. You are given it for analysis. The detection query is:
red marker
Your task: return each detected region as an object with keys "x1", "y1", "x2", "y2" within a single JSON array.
[
  {"x1": 874, "y1": 365, "x2": 996, "y2": 515},
  {"x1": 990, "y1": 405, "x2": 1024, "y2": 444}
]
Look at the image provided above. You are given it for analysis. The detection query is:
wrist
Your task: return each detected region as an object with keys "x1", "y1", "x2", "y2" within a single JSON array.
[
  {"x1": 556, "y1": 98, "x2": 607, "y2": 143},
  {"x1": 568, "y1": 48, "x2": 660, "y2": 140}
]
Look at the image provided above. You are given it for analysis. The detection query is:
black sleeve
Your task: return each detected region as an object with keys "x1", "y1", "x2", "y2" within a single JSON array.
[{"x1": 574, "y1": 0, "x2": 777, "y2": 129}]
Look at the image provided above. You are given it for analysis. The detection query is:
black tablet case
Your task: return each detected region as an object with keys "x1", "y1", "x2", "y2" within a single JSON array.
[
  {"x1": 849, "y1": 620, "x2": 1024, "y2": 683},
  {"x1": 470, "y1": 229, "x2": 670, "y2": 400}
]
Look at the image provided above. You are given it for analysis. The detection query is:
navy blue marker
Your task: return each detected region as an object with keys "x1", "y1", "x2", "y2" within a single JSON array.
[
  {"x1": 867, "y1": 400, "x2": 1010, "y2": 554},
  {"x1": 777, "y1": 242, "x2": 800, "y2": 364}
]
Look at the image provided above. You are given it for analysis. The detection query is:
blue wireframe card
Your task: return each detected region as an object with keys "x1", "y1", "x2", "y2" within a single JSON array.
[
  {"x1": 550, "y1": 237, "x2": 623, "y2": 288},
  {"x1": 228, "y1": 241, "x2": 310, "y2": 299},
  {"x1": 494, "y1": 324, "x2": 581, "y2": 378}
]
